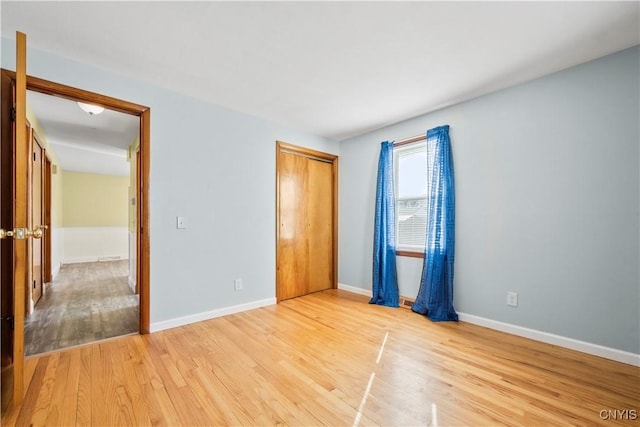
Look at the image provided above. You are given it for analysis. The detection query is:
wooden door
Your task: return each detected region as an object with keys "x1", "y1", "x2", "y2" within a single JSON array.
[
  {"x1": 31, "y1": 133, "x2": 44, "y2": 306},
  {"x1": 276, "y1": 142, "x2": 337, "y2": 301},
  {"x1": 0, "y1": 60, "x2": 16, "y2": 415},
  {"x1": 277, "y1": 152, "x2": 308, "y2": 300},
  {"x1": 0, "y1": 31, "x2": 29, "y2": 411}
]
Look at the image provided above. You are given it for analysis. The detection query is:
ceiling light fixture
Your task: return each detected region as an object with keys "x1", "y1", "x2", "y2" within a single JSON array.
[{"x1": 77, "y1": 101, "x2": 105, "y2": 115}]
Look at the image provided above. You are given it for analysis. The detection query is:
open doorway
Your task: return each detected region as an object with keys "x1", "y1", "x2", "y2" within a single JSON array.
[
  {"x1": 23, "y1": 90, "x2": 140, "y2": 355},
  {"x1": 1, "y1": 65, "x2": 149, "y2": 408}
]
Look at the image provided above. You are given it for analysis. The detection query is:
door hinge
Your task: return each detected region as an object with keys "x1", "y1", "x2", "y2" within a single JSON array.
[
  {"x1": 2, "y1": 315, "x2": 14, "y2": 330},
  {"x1": 10, "y1": 106, "x2": 16, "y2": 122}
]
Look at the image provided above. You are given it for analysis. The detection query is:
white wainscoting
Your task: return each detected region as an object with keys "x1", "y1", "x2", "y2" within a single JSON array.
[
  {"x1": 51, "y1": 226, "x2": 64, "y2": 280},
  {"x1": 62, "y1": 227, "x2": 129, "y2": 264},
  {"x1": 128, "y1": 230, "x2": 136, "y2": 292}
]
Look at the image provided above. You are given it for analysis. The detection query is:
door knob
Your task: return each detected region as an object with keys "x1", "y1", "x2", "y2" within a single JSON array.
[
  {"x1": 32, "y1": 225, "x2": 47, "y2": 239},
  {"x1": 0, "y1": 226, "x2": 46, "y2": 240},
  {"x1": 0, "y1": 228, "x2": 13, "y2": 239}
]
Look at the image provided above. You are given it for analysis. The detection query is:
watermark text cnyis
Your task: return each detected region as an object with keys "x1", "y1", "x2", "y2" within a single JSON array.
[{"x1": 599, "y1": 409, "x2": 638, "y2": 421}]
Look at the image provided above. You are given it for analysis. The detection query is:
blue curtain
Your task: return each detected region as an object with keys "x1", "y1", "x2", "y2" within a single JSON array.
[
  {"x1": 370, "y1": 141, "x2": 399, "y2": 307},
  {"x1": 412, "y1": 125, "x2": 458, "y2": 321}
]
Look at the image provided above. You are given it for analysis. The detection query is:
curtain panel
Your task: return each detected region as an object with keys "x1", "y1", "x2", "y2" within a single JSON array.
[
  {"x1": 412, "y1": 125, "x2": 458, "y2": 321},
  {"x1": 370, "y1": 141, "x2": 399, "y2": 307}
]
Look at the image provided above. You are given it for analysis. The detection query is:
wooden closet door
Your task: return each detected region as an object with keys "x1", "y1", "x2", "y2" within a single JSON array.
[
  {"x1": 276, "y1": 143, "x2": 337, "y2": 301},
  {"x1": 307, "y1": 158, "x2": 333, "y2": 293},
  {"x1": 278, "y1": 152, "x2": 309, "y2": 300}
]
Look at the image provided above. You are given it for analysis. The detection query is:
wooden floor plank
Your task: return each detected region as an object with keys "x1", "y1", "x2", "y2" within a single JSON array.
[
  {"x1": 29, "y1": 352, "x2": 60, "y2": 425},
  {"x1": 2, "y1": 289, "x2": 638, "y2": 426},
  {"x1": 44, "y1": 350, "x2": 71, "y2": 425}
]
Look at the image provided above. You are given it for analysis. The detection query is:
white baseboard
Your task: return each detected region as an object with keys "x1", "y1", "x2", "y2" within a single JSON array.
[
  {"x1": 338, "y1": 283, "x2": 371, "y2": 296},
  {"x1": 52, "y1": 262, "x2": 62, "y2": 281},
  {"x1": 457, "y1": 312, "x2": 640, "y2": 367},
  {"x1": 150, "y1": 298, "x2": 277, "y2": 333},
  {"x1": 128, "y1": 231, "x2": 136, "y2": 292},
  {"x1": 337, "y1": 282, "x2": 639, "y2": 366},
  {"x1": 63, "y1": 254, "x2": 128, "y2": 264}
]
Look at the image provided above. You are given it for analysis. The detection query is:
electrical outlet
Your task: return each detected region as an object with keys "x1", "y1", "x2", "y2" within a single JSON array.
[
  {"x1": 176, "y1": 216, "x2": 187, "y2": 229},
  {"x1": 507, "y1": 291, "x2": 518, "y2": 307},
  {"x1": 234, "y1": 279, "x2": 243, "y2": 291}
]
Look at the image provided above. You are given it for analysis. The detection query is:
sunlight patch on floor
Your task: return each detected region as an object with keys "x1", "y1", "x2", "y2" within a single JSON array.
[
  {"x1": 432, "y1": 402, "x2": 438, "y2": 426},
  {"x1": 353, "y1": 331, "x2": 389, "y2": 426}
]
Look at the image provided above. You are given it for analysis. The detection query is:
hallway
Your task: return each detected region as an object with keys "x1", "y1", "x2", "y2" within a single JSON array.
[{"x1": 25, "y1": 260, "x2": 138, "y2": 356}]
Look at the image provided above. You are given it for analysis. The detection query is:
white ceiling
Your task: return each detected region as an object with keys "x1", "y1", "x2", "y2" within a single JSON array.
[
  {"x1": 27, "y1": 91, "x2": 138, "y2": 176},
  {"x1": 2, "y1": 1, "x2": 639, "y2": 143}
]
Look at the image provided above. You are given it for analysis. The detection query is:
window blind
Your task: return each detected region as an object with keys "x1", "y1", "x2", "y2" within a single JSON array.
[{"x1": 395, "y1": 141, "x2": 430, "y2": 250}]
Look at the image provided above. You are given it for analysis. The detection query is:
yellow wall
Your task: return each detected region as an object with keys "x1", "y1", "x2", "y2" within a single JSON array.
[
  {"x1": 27, "y1": 105, "x2": 64, "y2": 228},
  {"x1": 62, "y1": 171, "x2": 129, "y2": 227}
]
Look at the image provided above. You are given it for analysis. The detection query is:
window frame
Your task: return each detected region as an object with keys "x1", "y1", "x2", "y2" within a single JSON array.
[{"x1": 394, "y1": 141, "x2": 428, "y2": 258}]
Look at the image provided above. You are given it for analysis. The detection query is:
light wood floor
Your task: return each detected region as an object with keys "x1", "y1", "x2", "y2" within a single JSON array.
[
  {"x1": 3, "y1": 290, "x2": 638, "y2": 426},
  {"x1": 25, "y1": 260, "x2": 139, "y2": 356}
]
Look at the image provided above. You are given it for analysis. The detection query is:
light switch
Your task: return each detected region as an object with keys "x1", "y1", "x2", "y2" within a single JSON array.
[{"x1": 177, "y1": 216, "x2": 187, "y2": 229}]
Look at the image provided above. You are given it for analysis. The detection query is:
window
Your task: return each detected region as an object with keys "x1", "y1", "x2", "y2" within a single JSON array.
[{"x1": 394, "y1": 141, "x2": 433, "y2": 253}]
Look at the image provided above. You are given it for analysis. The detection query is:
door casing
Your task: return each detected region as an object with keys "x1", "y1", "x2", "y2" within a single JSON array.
[
  {"x1": 275, "y1": 141, "x2": 338, "y2": 301},
  {"x1": 43, "y1": 154, "x2": 52, "y2": 285}
]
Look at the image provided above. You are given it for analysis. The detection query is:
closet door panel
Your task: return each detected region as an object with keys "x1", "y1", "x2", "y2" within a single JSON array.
[
  {"x1": 307, "y1": 159, "x2": 333, "y2": 294},
  {"x1": 277, "y1": 152, "x2": 309, "y2": 300}
]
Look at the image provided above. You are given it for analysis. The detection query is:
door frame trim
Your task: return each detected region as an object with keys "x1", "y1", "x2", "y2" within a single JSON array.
[
  {"x1": 42, "y1": 152, "x2": 52, "y2": 285},
  {"x1": 29, "y1": 129, "x2": 45, "y2": 312},
  {"x1": 1, "y1": 69, "x2": 151, "y2": 336},
  {"x1": 275, "y1": 141, "x2": 338, "y2": 302}
]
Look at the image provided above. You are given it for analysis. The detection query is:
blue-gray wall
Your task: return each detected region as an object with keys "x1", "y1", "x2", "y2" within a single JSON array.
[
  {"x1": 339, "y1": 46, "x2": 639, "y2": 354},
  {"x1": 1, "y1": 38, "x2": 339, "y2": 326}
]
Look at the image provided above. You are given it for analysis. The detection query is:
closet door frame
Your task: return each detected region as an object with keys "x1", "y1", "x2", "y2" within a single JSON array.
[{"x1": 275, "y1": 141, "x2": 338, "y2": 301}]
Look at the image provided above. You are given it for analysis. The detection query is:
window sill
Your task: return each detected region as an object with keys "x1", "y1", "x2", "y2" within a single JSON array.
[{"x1": 396, "y1": 250, "x2": 423, "y2": 259}]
